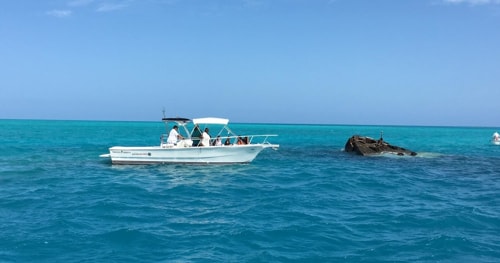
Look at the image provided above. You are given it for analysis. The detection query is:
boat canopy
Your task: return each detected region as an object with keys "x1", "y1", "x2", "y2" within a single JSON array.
[
  {"x1": 193, "y1": 117, "x2": 229, "y2": 125},
  {"x1": 162, "y1": 117, "x2": 191, "y2": 123}
]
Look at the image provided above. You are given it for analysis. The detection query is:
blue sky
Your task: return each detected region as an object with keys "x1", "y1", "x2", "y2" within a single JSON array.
[{"x1": 1, "y1": 0, "x2": 499, "y2": 126}]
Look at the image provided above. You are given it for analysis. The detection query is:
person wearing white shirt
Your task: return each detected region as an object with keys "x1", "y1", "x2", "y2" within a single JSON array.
[
  {"x1": 214, "y1": 136, "x2": 222, "y2": 146},
  {"x1": 201, "y1": 128, "x2": 211, "y2": 146},
  {"x1": 167, "y1": 125, "x2": 182, "y2": 144}
]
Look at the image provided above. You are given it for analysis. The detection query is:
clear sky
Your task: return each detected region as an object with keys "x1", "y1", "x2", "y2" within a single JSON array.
[{"x1": 1, "y1": 0, "x2": 499, "y2": 126}]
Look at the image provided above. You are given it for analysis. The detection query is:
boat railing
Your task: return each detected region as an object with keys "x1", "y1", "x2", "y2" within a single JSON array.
[
  {"x1": 160, "y1": 134, "x2": 277, "y2": 146},
  {"x1": 217, "y1": 134, "x2": 278, "y2": 145}
]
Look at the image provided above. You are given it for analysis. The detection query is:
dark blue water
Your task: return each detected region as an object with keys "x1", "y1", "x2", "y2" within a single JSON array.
[{"x1": 1, "y1": 120, "x2": 499, "y2": 262}]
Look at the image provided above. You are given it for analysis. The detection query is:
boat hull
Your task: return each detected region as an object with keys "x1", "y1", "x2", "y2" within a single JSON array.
[{"x1": 104, "y1": 144, "x2": 278, "y2": 164}]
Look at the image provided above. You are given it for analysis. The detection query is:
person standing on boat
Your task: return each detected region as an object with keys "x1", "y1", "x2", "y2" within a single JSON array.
[
  {"x1": 167, "y1": 125, "x2": 183, "y2": 144},
  {"x1": 493, "y1": 132, "x2": 500, "y2": 142},
  {"x1": 201, "y1": 128, "x2": 211, "y2": 146}
]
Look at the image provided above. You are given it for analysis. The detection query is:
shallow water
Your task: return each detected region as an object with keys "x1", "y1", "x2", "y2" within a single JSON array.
[{"x1": 1, "y1": 120, "x2": 499, "y2": 262}]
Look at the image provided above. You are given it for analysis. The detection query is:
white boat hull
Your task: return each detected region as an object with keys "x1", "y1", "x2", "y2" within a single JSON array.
[{"x1": 104, "y1": 144, "x2": 278, "y2": 164}]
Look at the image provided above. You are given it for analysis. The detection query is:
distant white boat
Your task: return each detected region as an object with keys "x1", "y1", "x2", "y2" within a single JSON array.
[
  {"x1": 492, "y1": 132, "x2": 500, "y2": 145},
  {"x1": 100, "y1": 117, "x2": 279, "y2": 164}
]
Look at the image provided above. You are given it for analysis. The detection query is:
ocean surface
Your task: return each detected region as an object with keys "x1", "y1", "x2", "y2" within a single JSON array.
[{"x1": 1, "y1": 119, "x2": 499, "y2": 262}]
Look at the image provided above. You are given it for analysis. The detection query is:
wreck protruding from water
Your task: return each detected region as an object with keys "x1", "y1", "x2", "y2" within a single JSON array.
[{"x1": 344, "y1": 135, "x2": 417, "y2": 156}]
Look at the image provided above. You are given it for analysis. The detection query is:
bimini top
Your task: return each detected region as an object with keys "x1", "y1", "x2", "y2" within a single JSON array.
[
  {"x1": 193, "y1": 117, "x2": 229, "y2": 125},
  {"x1": 162, "y1": 117, "x2": 191, "y2": 123}
]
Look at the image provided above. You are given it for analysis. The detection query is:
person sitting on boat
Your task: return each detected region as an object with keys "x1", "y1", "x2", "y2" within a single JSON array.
[
  {"x1": 213, "y1": 136, "x2": 222, "y2": 146},
  {"x1": 167, "y1": 125, "x2": 183, "y2": 144},
  {"x1": 200, "y1": 128, "x2": 211, "y2": 146},
  {"x1": 224, "y1": 137, "x2": 232, "y2": 145}
]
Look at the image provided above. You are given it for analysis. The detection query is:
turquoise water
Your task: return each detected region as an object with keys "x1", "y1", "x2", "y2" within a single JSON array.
[{"x1": 1, "y1": 119, "x2": 499, "y2": 262}]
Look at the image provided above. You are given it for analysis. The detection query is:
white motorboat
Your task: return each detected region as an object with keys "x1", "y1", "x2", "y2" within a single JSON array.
[
  {"x1": 492, "y1": 132, "x2": 500, "y2": 145},
  {"x1": 100, "y1": 117, "x2": 279, "y2": 164}
]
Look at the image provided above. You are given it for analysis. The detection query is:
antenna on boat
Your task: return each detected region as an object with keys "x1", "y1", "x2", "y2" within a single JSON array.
[{"x1": 162, "y1": 107, "x2": 166, "y2": 118}]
